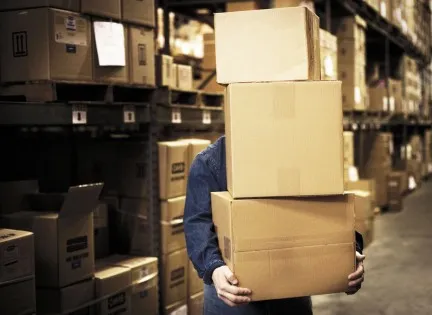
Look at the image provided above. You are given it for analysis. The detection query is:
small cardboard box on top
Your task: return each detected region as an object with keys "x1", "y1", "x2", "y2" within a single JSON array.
[
  {"x1": 214, "y1": 7, "x2": 320, "y2": 84},
  {"x1": 212, "y1": 192, "x2": 356, "y2": 301},
  {"x1": 2, "y1": 184, "x2": 103, "y2": 288},
  {"x1": 225, "y1": 81, "x2": 344, "y2": 198}
]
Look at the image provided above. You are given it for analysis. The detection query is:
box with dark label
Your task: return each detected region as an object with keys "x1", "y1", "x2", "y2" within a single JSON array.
[
  {"x1": 158, "y1": 141, "x2": 188, "y2": 200},
  {"x1": 128, "y1": 26, "x2": 155, "y2": 86},
  {"x1": 0, "y1": 229, "x2": 34, "y2": 285},
  {"x1": 0, "y1": 277, "x2": 36, "y2": 315},
  {"x1": 161, "y1": 196, "x2": 186, "y2": 255},
  {"x1": 2, "y1": 184, "x2": 102, "y2": 288},
  {"x1": 162, "y1": 248, "x2": 188, "y2": 307}
]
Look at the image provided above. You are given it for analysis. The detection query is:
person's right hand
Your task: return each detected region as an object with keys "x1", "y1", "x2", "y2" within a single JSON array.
[{"x1": 212, "y1": 265, "x2": 252, "y2": 307}]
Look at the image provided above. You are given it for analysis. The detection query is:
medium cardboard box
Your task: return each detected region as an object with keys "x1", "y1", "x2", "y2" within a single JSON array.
[
  {"x1": 387, "y1": 171, "x2": 406, "y2": 194},
  {"x1": 92, "y1": 20, "x2": 129, "y2": 83},
  {"x1": 0, "y1": 0, "x2": 80, "y2": 11},
  {"x1": 162, "y1": 248, "x2": 188, "y2": 307},
  {"x1": 94, "y1": 203, "x2": 110, "y2": 259},
  {"x1": 345, "y1": 179, "x2": 377, "y2": 207},
  {"x1": 343, "y1": 131, "x2": 355, "y2": 166},
  {"x1": 212, "y1": 192, "x2": 356, "y2": 301},
  {"x1": 158, "y1": 141, "x2": 189, "y2": 200},
  {"x1": 339, "y1": 63, "x2": 366, "y2": 110},
  {"x1": 122, "y1": 0, "x2": 155, "y2": 27},
  {"x1": 156, "y1": 54, "x2": 174, "y2": 87},
  {"x1": 161, "y1": 196, "x2": 186, "y2": 255},
  {"x1": 369, "y1": 82, "x2": 393, "y2": 112},
  {"x1": 0, "y1": 277, "x2": 36, "y2": 315},
  {"x1": 95, "y1": 264, "x2": 132, "y2": 315},
  {"x1": 37, "y1": 278, "x2": 94, "y2": 314},
  {"x1": 214, "y1": 7, "x2": 320, "y2": 83},
  {"x1": 166, "y1": 301, "x2": 187, "y2": 315},
  {"x1": 177, "y1": 65, "x2": 193, "y2": 91},
  {"x1": 128, "y1": 26, "x2": 156, "y2": 86},
  {"x1": 188, "y1": 291, "x2": 204, "y2": 315},
  {"x1": 225, "y1": 81, "x2": 344, "y2": 198},
  {"x1": 226, "y1": 1, "x2": 258, "y2": 11},
  {"x1": 105, "y1": 255, "x2": 159, "y2": 315},
  {"x1": 188, "y1": 260, "x2": 203, "y2": 296},
  {"x1": 2, "y1": 184, "x2": 102, "y2": 288},
  {"x1": 0, "y1": 229, "x2": 34, "y2": 285},
  {"x1": 81, "y1": 0, "x2": 121, "y2": 19},
  {"x1": 0, "y1": 8, "x2": 92, "y2": 83}
]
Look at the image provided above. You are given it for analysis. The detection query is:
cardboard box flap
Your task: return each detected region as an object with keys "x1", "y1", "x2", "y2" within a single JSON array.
[{"x1": 60, "y1": 183, "x2": 104, "y2": 217}]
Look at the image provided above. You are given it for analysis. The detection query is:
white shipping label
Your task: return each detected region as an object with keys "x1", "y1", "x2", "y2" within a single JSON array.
[
  {"x1": 170, "y1": 305, "x2": 187, "y2": 315},
  {"x1": 354, "y1": 87, "x2": 361, "y2": 104},
  {"x1": 93, "y1": 21, "x2": 126, "y2": 66},
  {"x1": 202, "y1": 110, "x2": 211, "y2": 124},
  {"x1": 389, "y1": 97, "x2": 395, "y2": 112},
  {"x1": 383, "y1": 97, "x2": 389, "y2": 111},
  {"x1": 55, "y1": 15, "x2": 88, "y2": 46},
  {"x1": 324, "y1": 56, "x2": 334, "y2": 77},
  {"x1": 380, "y1": 1, "x2": 387, "y2": 17},
  {"x1": 171, "y1": 108, "x2": 182, "y2": 124},
  {"x1": 389, "y1": 140, "x2": 394, "y2": 155},
  {"x1": 348, "y1": 166, "x2": 359, "y2": 182}
]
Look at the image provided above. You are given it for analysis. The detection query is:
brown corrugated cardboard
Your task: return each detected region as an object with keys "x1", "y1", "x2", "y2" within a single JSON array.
[
  {"x1": 165, "y1": 301, "x2": 187, "y2": 315},
  {"x1": 338, "y1": 39, "x2": 365, "y2": 66},
  {"x1": 345, "y1": 179, "x2": 376, "y2": 207},
  {"x1": 156, "y1": 54, "x2": 174, "y2": 87},
  {"x1": 128, "y1": 26, "x2": 156, "y2": 86},
  {"x1": 177, "y1": 65, "x2": 193, "y2": 91},
  {"x1": 188, "y1": 291, "x2": 204, "y2": 315},
  {"x1": 104, "y1": 255, "x2": 159, "y2": 315},
  {"x1": 0, "y1": 277, "x2": 36, "y2": 315},
  {"x1": 211, "y1": 192, "x2": 356, "y2": 301},
  {"x1": 226, "y1": 1, "x2": 258, "y2": 11},
  {"x1": 95, "y1": 264, "x2": 132, "y2": 315},
  {"x1": 0, "y1": 0, "x2": 80, "y2": 11},
  {"x1": 0, "y1": 181, "x2": 38, "y2": 215},
  {"x1": 369, "y1": 82, "x2": 391, "y2": 112},
  {"x1": 162, "y1": 248, "x2": 188, "y2": 307},
  {"x1": 81, "y1": 0, "x2": 121, "y2": 19},
  {"x1": 0, "y1": 8, "x2": 92, "y2": 83},
  {"x1": 122, "y1": 0, "x2": 155, "y2": 27},
  {"x1": 0, "y1": 229, "x2": 34, "y2": 285},
  {"x1": 188, "y1": 260, "x2": 203, "y2": 296},
  {"x1": 92, "y1": 20, "x2": 129, "y2": 83},
  {"x1": 158, "y1": 141, "x2": 188, "y2": 200},
  {"x1": 225, "y1": 81, "x2": 344, "y2": 198},
  {"x1": 339, "y1": 62, "x2": 366, "y2": 110},
  {"x1": 37, "y1": 278, "x2": 94, "y2": 314},
  {"x1": 349, "y1": 191, "x2": 373, "y2": 220},
  {"x1": 214, "y1": 7, "x2": 320, "y2": 83},
  {"x1": 2, "y1": 184, "x2": 102, "y2": 288},
  {"x1": 202, "y1": 34, "x2": 216, "y2": 69},
  {"x1": 180, "y1": 139, "x2": 211, "y2": 175},
  {"x1": 272, "y1": 0, "x2": 315, "y2": 12},
  {"x1": 161, "y1": 196, "x2": 186, "y2": 255}
]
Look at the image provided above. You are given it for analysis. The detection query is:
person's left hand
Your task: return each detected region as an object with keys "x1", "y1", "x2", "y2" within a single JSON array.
[{"x1": 346, "y1": 251, "x2": 365, "y2": 295}]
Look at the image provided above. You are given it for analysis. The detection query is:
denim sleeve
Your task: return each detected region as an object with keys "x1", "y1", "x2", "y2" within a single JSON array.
[{"x1": 184, "y1": 155, "x2": 225, "y2": 285}]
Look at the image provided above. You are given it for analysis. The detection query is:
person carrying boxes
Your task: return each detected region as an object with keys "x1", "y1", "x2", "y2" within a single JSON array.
[{"x1": 184, "y1": 6, "x2": 365, "y2": 315}]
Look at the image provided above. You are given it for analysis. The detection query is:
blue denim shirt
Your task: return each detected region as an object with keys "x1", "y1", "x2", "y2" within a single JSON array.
[{"x1": 184, "y1": 136, "x2": 363, "y2": 285}]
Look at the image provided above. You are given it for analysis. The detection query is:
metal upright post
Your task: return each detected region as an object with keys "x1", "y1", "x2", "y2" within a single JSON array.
[{"x1": 325, "y1": 0, "x2": 332, "y2": 32}]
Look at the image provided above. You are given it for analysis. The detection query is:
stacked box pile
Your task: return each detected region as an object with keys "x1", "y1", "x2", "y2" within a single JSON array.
[
  {"x1": 400, "y1": 55, "x2": 421, "y2": 114},
  {"x1": 320, "y1": 29, "x2": 338, "y2": 81},
  {"x1": 213, "y1": 6, "x2": 357, "y2": 301},
  {"x1": 390, "y1": 0, "x2": 407, "y2": 30},
  {"x1": 335, "y1": 16, "x2": 368, "y2": 111},
  {"x1": 369, "y1": 78, "x2": 403, "y2": 113}
]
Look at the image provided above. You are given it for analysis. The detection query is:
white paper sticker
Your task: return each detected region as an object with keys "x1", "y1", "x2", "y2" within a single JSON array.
[
  {"x1": 380, "y1": 1, "x2": 387, "y2": 17},
  {"x1": 348, "y1": 166, "x2": 359, "y2": 182},
  {"x1": 171, "y1": 108, "x2": 182, "y2": 124},
  {"x1": 383, "y1": 96, "x2": 389, "y2": 111},
  {"x1": 93, "y1": 21, "x2": 126, "y2": 66},
  {"x1": 354, "y1": 87, "x2": 361, "y2": 104},
  {"x1": 408, "y1": 176, "x2": 416, "y2": 190},
  {"x1": 72, "y1": 104, "x2": 87, "y2": 124},
  {"x1": 389, "y1": 140, "x2": 394, "y2": 155},
  {"x1": 389, "y1": 97, "x2": 395, "y2": 112},
  {"x1": 170, "y1": 305, "x2": 187, "y2": 315},
  {"x1": 202, "y1": 110, "x2": 211, "y2": 124},
  {"x1": 55, "y1": 15, "x2": 88, "y2": 46},
  {"x1": 324, "y1": 56, "x2": 334, "y2": 77},
  {"x1": 123, "y1": 106, "x2": 136, "y2": 124}
]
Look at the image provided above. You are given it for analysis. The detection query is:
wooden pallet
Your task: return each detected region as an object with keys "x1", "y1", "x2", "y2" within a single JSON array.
[
  {"x1": 200, "y1": 91, "x2": 224, "y2": 108},
  {"x1": 156, "y1": 87, "x2": 199, "y2": 107}
]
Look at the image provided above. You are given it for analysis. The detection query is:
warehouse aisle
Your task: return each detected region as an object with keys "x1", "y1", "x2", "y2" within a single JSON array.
[{"x1": 313, "y1": 180, "x2": 432, "y2": 315}]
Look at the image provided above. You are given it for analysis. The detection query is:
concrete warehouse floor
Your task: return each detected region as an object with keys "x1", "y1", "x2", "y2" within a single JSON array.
[{"x1": 312, "y1": 179, "x2": 432, "y2": 315}]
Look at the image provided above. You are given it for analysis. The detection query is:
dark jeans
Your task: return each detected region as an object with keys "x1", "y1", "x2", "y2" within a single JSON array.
[{"x1": 204, "y1": 285, "x2": 313, "y2": 315}]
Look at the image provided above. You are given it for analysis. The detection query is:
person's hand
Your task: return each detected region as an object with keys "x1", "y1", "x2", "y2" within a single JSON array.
[
  {"x1": 212, "y1": 265, "x2": 252, "y2": 307},
  {"x1": 346, "y1": 251, "x2": 365, "y2": 295}
]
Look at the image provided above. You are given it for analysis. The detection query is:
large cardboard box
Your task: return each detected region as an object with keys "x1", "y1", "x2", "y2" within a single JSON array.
[
  {"x1": 95, "y1": 264, "x2": 132, "y2": 315},
  {"x1": 105, "y1": 255, "x2": 159, "y2": 315},
  {"x1": 225, "y1": 81, "x2": 344, "y2": 198},
  {"x1": 158, "y1": 141, "x2": 189, "y2": 200},
  {"x1": 214, "y1": 7, "x2": 320, "y2": 83},
  {"x1": 212, "y1": 192, "x2": 356, "y2": 301},
  {"x1": 0, "y1": 8, "x2": 92, "y2": 83},
  {"x1": 162, "y1": 248, "x2": 188, "y2": 307},
  {"x1": 369, "y1": 82, "x2": 391, "y2": 112},
  {"x1": 0, "y1": 277, "x2": 36, "y2": 315},
  {"x1": 122, "y1": 0, "x2": 155, "y2": 27},
  {"x1": 128, "y1": 26, "x2": 156, "y2": 86},
  {"x1": 0, "y1": 229, "x2": 34, "y2": 285},
  {"x1": 161, "y1": 196, "x2": 186, "y2": 255},
  {"x1": 0, "y1": 0, "x2": 80, "y2": 11},
  {"x1": 92, "y1": 20, "x2": 129, "y2": 83},
  {"x1": 339, "y1": 62, "x2": 367, "y2": 110},
  {"x1": 188, "y1": 291, "x2": 204, "y2": 315},
  {"x1": 37, "y1": 278, "x2": 94, "y2": 314},
  {"x1": 188, "y1": 260, "x2": 203, "y2": 296},
  {"x1": 81, "y1": 0, "x2": 121, "y2": 19},
  {"x1": 2, "y1": 184, "x2": 102, "y2": 288}
]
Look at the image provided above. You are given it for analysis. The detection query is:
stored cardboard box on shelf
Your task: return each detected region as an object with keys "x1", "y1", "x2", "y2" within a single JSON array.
[
  {"x1": 161, "y1": 196, "x2": 186, "y2": 255},
  {"x1": 156, "y1": 54, "x2": 174, "y2": 87},
  {"x1": 188, "y1": 291, "x2": 204, "y2": 315},
  {"x1": 214, "y1": 7, "x2": 320, "y2": 83},
  {"x1": 128, "y1": 26, "x2": 156, "y2": 86},
  {"x1": 162, "y1": 248, "x2": 188, "y2": 307},
  {"x1": 2, "y1": 184, "x2": 102, "y2": 288},
  {"x1": 339, "y1": 63, "x2": 367, "y2": 110},
  {"x1": 0, "y1": 277, "x2": 36, "y2": 315},
  {"x1": 0, "y1": 0, "x2": 80, "y2": 11},
  {"x1": 203, "y1": 33, "x2": 216, "y2": 70},
  {"x1": 0, "y1": 229, "x2": 34, "y2": 285},
  {"x1": 81, "y1": 0, "x2": 121, "y2": 19},
  {"x1": 338, "y1": 39, "x2": 366, "y2": 66},
  {"x1": 225, "y1": 81, "x2": 344, "y2": 198},
  {"x1": 188, "y1": 260, "x2": 203, "y2": 296},
  {"x1": 122, "y1": 0, "x2": 155, "y2": 27},
  {"x1": 158, "y1": 141, "x2": 189, "y2": 200},
  {"x1": 177, "y1": 65, "x2": 193, "y2": 91},
  {"x1": 212, "y1": 192, "x2": 356, "y2": 301},
  {"x1": 226, "y1": 0, "x2": 258, "y2": 11},
  {"x1": 0, "y1": 8, "x2": 92, "y2": 83},
  {"x1": 369, "y1": 82, "x2": 392, "y2": 112}
]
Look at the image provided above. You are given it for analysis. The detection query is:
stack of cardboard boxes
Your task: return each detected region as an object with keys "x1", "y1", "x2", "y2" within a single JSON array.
[
  {"x1": 213, "y1": 7, "x2": 357, "y2": 301},
  {"x1": 335, "y1": 16, "x2": 368, "y2": 111},
  {"x1": 400, "y1": 55, "x2": 421, "y2": 114},
  {"x1": 369, "y1": 79, "x2": 403, "y2": 113},
  {"x1": 157, "y1": 54, "x2": 194, "y2": 90},
  {"x1": 390, "y1": 0, "x2": 407, "y2": 31},
  {"x1": 320, "y1": 29, "x2": 338, "y2": 81},
  {"x1": 0, "y1": 0, "x2": 156, "y2": 86},
  {"x1": 158, "y1": 139, "x2": 210, "y2": 314}
]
